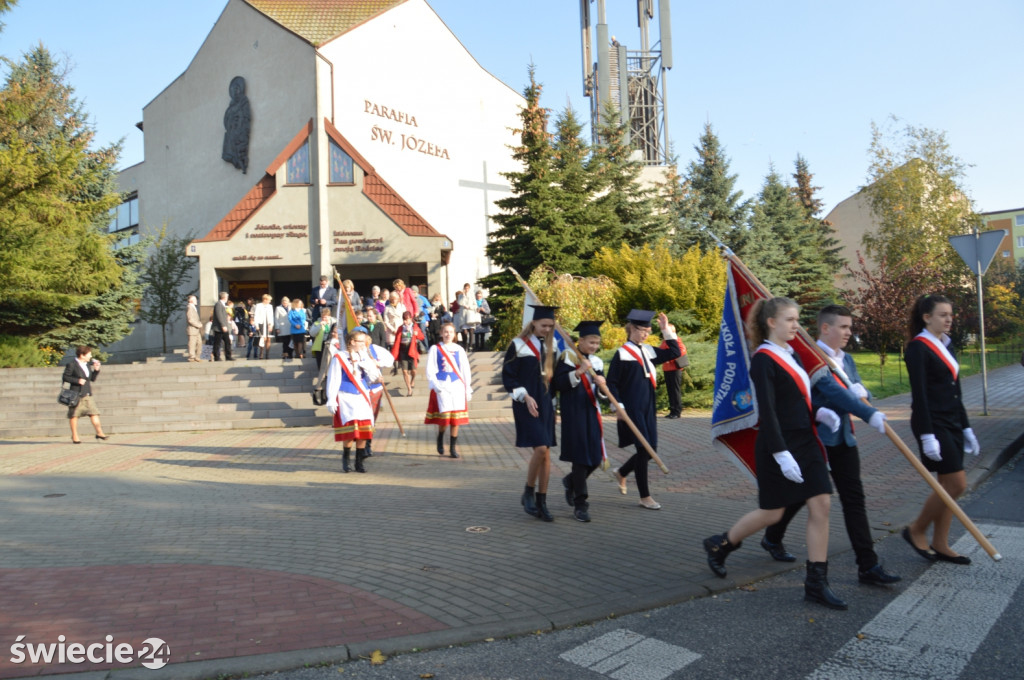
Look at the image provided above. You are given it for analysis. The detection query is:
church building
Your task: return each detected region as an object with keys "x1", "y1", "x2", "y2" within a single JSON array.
[{"x1": 114, "y1": 0, "x2": 522, "y2": 358}]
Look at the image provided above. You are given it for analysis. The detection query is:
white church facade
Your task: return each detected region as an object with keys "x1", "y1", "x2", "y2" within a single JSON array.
[{"x1": 113, "y1": 0, "x2": 522, "y2": 358}]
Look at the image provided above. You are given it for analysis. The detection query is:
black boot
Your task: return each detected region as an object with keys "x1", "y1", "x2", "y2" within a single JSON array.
[
  {"x1": 521, "y1": 485, "x2": 538, "y2": 517},
  {"x1": 342, "y1": 448, "x2": 351, "y2": 473},
  {"x1": 355, "y1": 449, "x2": 367, "y2": 473},
  {"x1": 364, "y1": 439, "x2": 373, "y2": 458},
  {"x1": 449, "y1": 435, "x2": 459, "y2": 458},
  {"x1": 535, "y1": 493, "x2": 554, "y2": 522},
  {"x1": 703, "y1": 532, "x2": 742, "y2": 578},
  {"x1": 804, "y1": 561, "x2": 848, "y2": 610},
  {"x1": 562, "y1": 476, "x2": 574, "y2": 507},
  {"x1": 437, "y1": 430, "x2": 445, "y2": 455}
]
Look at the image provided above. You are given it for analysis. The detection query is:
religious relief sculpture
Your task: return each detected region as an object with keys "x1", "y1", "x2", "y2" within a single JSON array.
[{"x1": 222, "y1": 76, "x2": 251, "y2": 173}]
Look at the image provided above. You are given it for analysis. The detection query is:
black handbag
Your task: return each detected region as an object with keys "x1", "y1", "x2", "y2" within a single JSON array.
[
  {"x1": 58, "y1": 387, "x2": 81, "y2": 408},
  {"x1": 311, "y1": 384, "x2": 327, "y2": 406},
  {"x1": 480, "y1": 315, "x2": 497, "y2": 326}
]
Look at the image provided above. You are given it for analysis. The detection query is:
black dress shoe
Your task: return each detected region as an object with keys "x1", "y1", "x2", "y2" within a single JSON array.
[
  {"x1": 574, "y1": 508, "x2": 591, "y2": 522},
  {"x1": 760, "y1": 537, "x2": 796, "y2": 562},
  {"x1": 858, "y1": 564, "x2": 902, "y2": 585},
  {"x1": 562, "y1": 477, "x2": 574, "y2": 507},
  {"x1": 931, "y1": 548, "x2": 971, "y2": 565},
  {"x1": 902, "y1": 527, "x2": 937, "y2": 562},
  {"x1": 95, "y1": 435, "x2": 109, "y2": 440}
]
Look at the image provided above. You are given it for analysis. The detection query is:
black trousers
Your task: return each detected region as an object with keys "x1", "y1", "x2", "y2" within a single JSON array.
[
  {"x1": 764, "y1": 442, "x2": 878, "y2": 570},
  {"x1": 664, "y1": 370, "x2": 682, "y2": 416},
  {"x1": 212, "y1": 329, "x2": 233, "y2": 360},
  {"x1": 619, "y1": 448, "x2": 652, "y2": 498},
  {"x1": 563, "y1": 463, "x2": 599, "y2": 509}
]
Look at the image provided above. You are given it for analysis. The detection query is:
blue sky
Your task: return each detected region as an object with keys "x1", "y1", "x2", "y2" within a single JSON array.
[{"x1": 3, "y1": 0, "x2": 1022, "y2": 216}]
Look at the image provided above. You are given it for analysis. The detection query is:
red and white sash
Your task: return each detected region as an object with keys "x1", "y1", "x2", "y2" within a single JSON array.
[
  {"x1": 755, "y1": 342, "x2": 811, "y2": 413},
  {"x1": 913, "y1": 331, "x2": 959, "y2": 379},
  {"x1": 334, "y1": 353, "x2": 372, "y2": 408},
  {"x1": 620, "y1": 342, "x2": 656, "y2": 389},
  {"x1": 436, "y1": 343, "x2": 468, "y2": 401},
  {"x1": 577, "y1": 360, "x2": 607, "y2": 460}
]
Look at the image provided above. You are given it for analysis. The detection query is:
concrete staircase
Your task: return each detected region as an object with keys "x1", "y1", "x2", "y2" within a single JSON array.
[{"x1": 1, "y1": 349, "x2": 510, "y2": 440}]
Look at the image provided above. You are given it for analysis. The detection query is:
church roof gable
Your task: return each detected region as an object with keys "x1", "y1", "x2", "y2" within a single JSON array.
[{"x1": 244, "y1": 0, "x2": 407, "y2": 46}]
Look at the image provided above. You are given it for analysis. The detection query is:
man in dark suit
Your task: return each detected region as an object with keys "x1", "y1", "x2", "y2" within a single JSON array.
[
  {"x1": 761, "y1": 305, "x2": 901, "y2": 586},
  {"x1": 310, "y1": 275, "x2": 338, "y2": 320},
  {"x1": 212, "y1": 291, "x2": 233, "y2": 361}
]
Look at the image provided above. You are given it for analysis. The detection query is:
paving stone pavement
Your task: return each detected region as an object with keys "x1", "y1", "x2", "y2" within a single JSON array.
[{"x1": 0, "y1": 365, "x2": 1021, "y2": 680}]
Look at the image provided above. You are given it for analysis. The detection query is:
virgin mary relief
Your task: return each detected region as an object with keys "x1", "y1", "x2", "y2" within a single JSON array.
[{"x1": 222, "y1": 76, "x2": 251, "y2": 173}]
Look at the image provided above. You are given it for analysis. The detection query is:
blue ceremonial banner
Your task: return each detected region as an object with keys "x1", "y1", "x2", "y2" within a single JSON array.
[{"x1": 710, "y1": 261, "x2": 759, "y2": 482}]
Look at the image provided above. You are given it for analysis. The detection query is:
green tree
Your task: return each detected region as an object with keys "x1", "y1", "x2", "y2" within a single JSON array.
[
  {"x1": 0, "y1": 45, "x2": 124, "y2": 339},
  {"x1": 792, "y1": 154, "x2": 844, "y2": 272},
  {"x1": 139, "y1": 228, "x2": 198, "y2": 353},
  {"x1": 675, "y1": 122, "x2": 748, "y2": 252},
  {"x1": 862, "y1": 116, "x2": 980, "y2": 284},
  {"x1": 655, "y1": 147, "x2": 697, "y2": 257},
  {"x1": 589, "y1": 101, "x2": 669, "y2": 248},
  {"x1": 746, "y1": 167, "x2": 835, "y2": 309},
  {"x1": 480, "y1": 65, "x2": 557, "y2": 326}
]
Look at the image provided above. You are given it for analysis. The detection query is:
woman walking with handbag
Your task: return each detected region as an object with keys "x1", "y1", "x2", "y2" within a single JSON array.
[{"x1": 62, "y1": 345, "x2": 108, "y2": 443}]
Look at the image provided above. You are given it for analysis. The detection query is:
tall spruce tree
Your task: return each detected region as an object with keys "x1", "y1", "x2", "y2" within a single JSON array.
[
  {"x1": 676, "y1": 123, "x2": 748, "y2": 252},
  {"x1": 655, "y1": 146, "x2": 698, "y2": 257},
  {"x1": 748, "y1": 167, "x2": 834, "y2": 307},
  {"x1": 480, "y1": 65, "x2": 558, "y2": 323},
  {"x1": 589, "y1": 101, "x2": 669, "y2": 248},
  {"x1": 0, "y1": 45, "x2": 126, "y2": 341},
  {"x1": 792, "y1": 154, "x2": 844, "y2": 273},
  {"x1": 538, "y1": 104, "x2": 598, "y2": 274}
]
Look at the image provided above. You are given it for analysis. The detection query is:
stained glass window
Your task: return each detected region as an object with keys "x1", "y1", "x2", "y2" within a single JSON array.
[
  {"x1": 329, "y1": 139, "x2": 354, "y2": 184},
  {"x1": 286, "y1": 140, "x2": 310, "y2": 184}
]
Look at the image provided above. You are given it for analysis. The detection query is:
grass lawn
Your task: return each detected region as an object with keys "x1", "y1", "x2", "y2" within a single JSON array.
[{"x1": 852, "y1": 344, "x2": 1022, "y2": 400}]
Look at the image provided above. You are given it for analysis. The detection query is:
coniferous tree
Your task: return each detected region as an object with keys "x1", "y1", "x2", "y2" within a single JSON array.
[
  {"x1": 480, "y1": 65, "x2": 558, "y2": 326},
  {"x1": 747, "y1": 168, "x2": 834, "y2": 308},
  {"x1": 589, "y1": 101, "x2": 669, "y2": 249},
  {"x1": 792, "y1": 154, "x2": 844, "y2": 273},
  {"x1": 676, "y1": 123, "x2": 748, "y2": 252},
  {"x1": 656, "y1": 146, "x2": 698, "y2": 257},
  {"x1": 0, "y1": 46, "x2": 125, "y2": 341},
  {"x1": 139, "y1": 228, "x2": 198, "y2": 353}
]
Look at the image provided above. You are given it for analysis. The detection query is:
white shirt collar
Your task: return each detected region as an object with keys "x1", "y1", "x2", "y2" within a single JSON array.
[{"x1": 815, "y1": 339, "x2": 845, "y2": 362}]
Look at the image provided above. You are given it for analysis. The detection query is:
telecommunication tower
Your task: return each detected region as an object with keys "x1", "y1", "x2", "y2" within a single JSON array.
[{"x1": 580, "y1": 0, "x2": 672, "y2": 165}]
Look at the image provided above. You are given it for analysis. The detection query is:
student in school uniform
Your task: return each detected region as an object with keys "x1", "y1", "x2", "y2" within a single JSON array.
[
  {"x1": 424, "y1": 322, "x2": 473, "y2": 459},
  {"x1": 552, "y1": 321, "x2": 608, "y2": 523},
  {"x1": 325, "y1": 330, "x2": 382, "y2": 473},
  {"x1": 502, "y1": 305, "x2": 558, "y2": 522},
  {"x1": 605, "y1": 309, "x2": 680, "y2": 510},
  {"x1": 902, "y1": 293, "x2": 978, "y2": 565},
  {"x1": 702, "y1": 297, "x2": 847, "y2": 610}
]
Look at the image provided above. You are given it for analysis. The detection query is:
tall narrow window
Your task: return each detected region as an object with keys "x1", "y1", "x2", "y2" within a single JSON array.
[
  {"x1": 286, "y1": 140, "x2": 310, "y2": 184},
  {"x1": 329, "y1": 139, "x2": 354, "y2": 184}
]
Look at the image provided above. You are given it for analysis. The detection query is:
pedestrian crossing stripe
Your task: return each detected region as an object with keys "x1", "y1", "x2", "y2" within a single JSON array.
[
  {"x1": 560, "y1": 628, "x2": 701, "y2": 680},
  {"x1": 808, "y1": 523, "x2": 1024, "y2": 680}
]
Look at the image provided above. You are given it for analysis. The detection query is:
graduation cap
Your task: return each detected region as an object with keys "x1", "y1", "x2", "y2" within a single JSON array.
[
  {"x1": 528, "y1": 305, "x2": 559, "y2": 320},
  {"x1": 625, "y1": 309, "x2": 656, "y2": 328},
  {"x1": 573, "y1": 320, "x2": 604, "y2": 337}
]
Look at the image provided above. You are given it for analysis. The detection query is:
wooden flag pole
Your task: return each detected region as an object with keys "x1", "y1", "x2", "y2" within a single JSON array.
[
  {"x1": 508, "y1": 268, "x2": 669, "y2": 474},
  {"x1": 725, "y1": 252, "x2": 1000, "y2": 561}
]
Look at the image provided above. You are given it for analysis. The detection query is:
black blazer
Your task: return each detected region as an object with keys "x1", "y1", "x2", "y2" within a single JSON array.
[
  {"x1": 62, "y1": 360, "x2": 99, "y2": 397},
  {"x1": 311, "y1": 285, "x2": 338, "y2": 318},
  {"x1": 750, "y1": 350, "x2": 815, "y2": 456},
  {"x1": 905, "y1": 338, "x2": 969, "y2": 434}
]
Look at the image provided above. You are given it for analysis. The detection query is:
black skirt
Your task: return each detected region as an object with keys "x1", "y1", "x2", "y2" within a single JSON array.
[{"x1": 755, "y1": 429, "x2": 833, "y2": 509}]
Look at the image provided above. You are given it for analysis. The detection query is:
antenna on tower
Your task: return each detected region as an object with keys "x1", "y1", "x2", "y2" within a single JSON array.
[{"x1": 579, "y1": 0, "x2": 673, "y2": 166}]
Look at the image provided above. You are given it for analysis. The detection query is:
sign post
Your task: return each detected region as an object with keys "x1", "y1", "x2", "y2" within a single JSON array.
[{"x1": 948, "y1": 228, "x2": 1008, "y2": 415}]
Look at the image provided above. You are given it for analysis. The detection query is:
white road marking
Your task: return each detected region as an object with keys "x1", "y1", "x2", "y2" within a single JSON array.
[
  {"x1": 560, "y1": 628, "x2": 702, "y2": 680},
  {"x1": 808, "y1": 523, "x2": 1024, "y2": 680}
]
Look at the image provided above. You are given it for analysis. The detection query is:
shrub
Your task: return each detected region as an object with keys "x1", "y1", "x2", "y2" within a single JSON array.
[{"x1": 0, "y1": 335, "x2": 62, "y2": 368}]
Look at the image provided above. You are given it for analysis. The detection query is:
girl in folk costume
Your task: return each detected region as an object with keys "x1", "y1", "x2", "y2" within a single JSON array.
[
  {"x1": 425, "y1": 322, "x2": 473, "y2": 459},
  {"x1": 325, "y1": 330, "x2": 383, "y2": 473},
  {"x1": 903, "y1": 294, "x2": 978, "y2": 565},
  {"x1": 503, "y1": 305, "x2": 558, "y2": 522},
  {"x1": 702, "y1": 297, "x2": 847, "y2": 610},
  {"x1": 361, "y1": 324, "x2": 395, "y2": 459},
  {"x1": 392, "y1": 311, "x2": 426, "y2": 397},
  {"x1": 606, "y1": 310, "x2": 680, "y2": 510},
  {"x1": 552, "y1": 321, "x2": 609, "y2": 523}
]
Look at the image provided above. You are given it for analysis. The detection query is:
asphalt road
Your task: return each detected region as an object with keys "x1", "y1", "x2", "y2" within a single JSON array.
[{"x1": 254, "y1": 451, "x2": 1024, "y2": 680}]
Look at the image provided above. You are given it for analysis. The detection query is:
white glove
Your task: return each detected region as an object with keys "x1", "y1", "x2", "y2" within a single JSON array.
[
  {"x1": 849, "y1": 382, "x2": 869, "y2": 400},
  {"x1": 963, "y1": 428, "x2": 980, "y2": 456},
  {"x1": 868, "y1": 411, "x2": 888, "y2": 434},
  {"x1": 921, "y1": 434, "x2": 942, "y2": 461},
  {"x1": 815, "y1": 407, "x2": 841, "y2": 433},
  {"x1": 589, "y1": 355, "x2": 604, "y2": 373},
  {"x1": 773, "y1": 451, "x2": 804, "y2": 483},
  {"x1": 327, "y1": 400, "x2": 338, "y2": 416}
]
